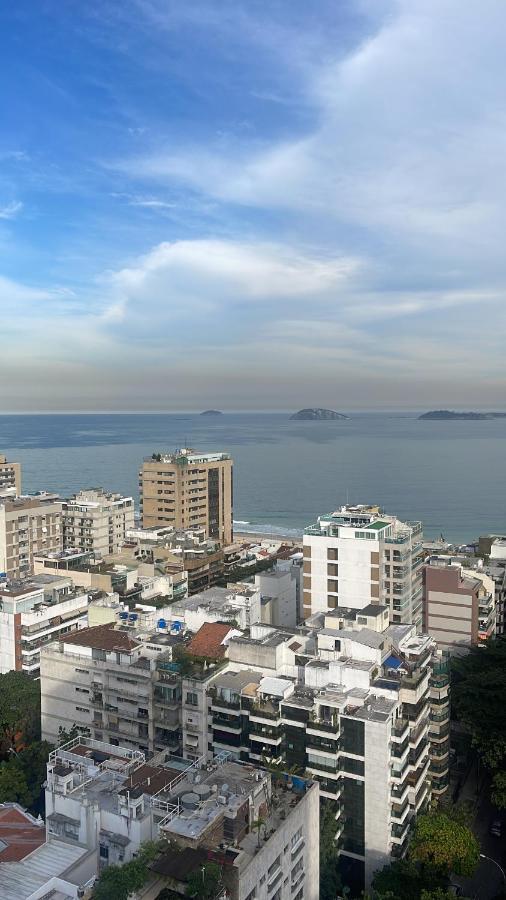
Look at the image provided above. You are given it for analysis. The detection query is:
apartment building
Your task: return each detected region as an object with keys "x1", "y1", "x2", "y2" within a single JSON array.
[
  {"x1": 0, "y1": 579, "x2": 88, "y2": 676},
  {"x1": 40, "y1": 622, "x2": 183, "y2": 756},
  {"x1": 45, "y1": 734, "x2": 319, "y2": 900},
  {"x1": 125, "y1": 525, "x2": 225, "y2": 595},
  {"x1": 62, "y1": 488, "x2": 134, "y2": 557},
  {"x1": 302, "y1": 505, "x2": 424, "y2": 627},
  {"x1": 0, "y1": 494, "x2": 62, "y2": 579},
  {"x1": 140, "y1": 448, "x2": 233, "y2": 544},
  {"x1": 423, "y1": 558, "x2": 496, "y2": 653},
  {"x1": 182, "y1": 607, "x2": 441, "y2": 892},
  {"x1": 0, "y1": 453, "x2": 21, "y2": 496}
]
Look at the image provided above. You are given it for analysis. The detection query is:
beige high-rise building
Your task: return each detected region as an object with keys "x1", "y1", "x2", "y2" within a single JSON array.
[
  {"x1": 62, "y1": 488, "x2": 134, "y2": 557},
  {"x1": 0, "y1": 494, "x2": 62, "y2": 579},
  {"x1": 140, "y1": 448, "x2": 233, "y2": 544},
  {"x1": 0, "y1": 453, "x2": 21, "y2": 497}
]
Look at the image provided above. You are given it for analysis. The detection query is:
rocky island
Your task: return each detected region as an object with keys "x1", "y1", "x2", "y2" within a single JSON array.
[
  {"x1": 290, "y1": 408, "x2": 349, "y2": 421},
  {"x1": 200, "y1": 410, "x2": 223, "y2": 416},
  {"x1": 419, "y1": 410, "x2": 506, "y2": 420}
]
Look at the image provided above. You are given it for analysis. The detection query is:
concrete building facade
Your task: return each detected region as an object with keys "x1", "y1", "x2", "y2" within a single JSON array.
[
  {"x1": 0, "y1": 579, "x2": 88, "y2": 676},
  {"x1": 44, "y1": 735, "x2": 319, "y2": 900},
  {"x1": 0, "y1": 454, "x2": 21, "y2": 497},
  {"x1": 140, "y1": 448, "x2": 233, "y2": 545},
  {"x1": 0, "y1": 494, "x2": 63, "y2": 579},
  {"x1": 423, "y1": 559, "x2": 496, "y2": 653},
  {"x1": 62, "y1": 489, "x2": 134, "y2": 557},
  {"x1": 302, "y1": 505, "x2": 424, "y2": 627}
]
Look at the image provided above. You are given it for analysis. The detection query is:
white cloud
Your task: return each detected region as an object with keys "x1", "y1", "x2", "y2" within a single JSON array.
[
  {"x1": 0, "y1": 201, "x2": 23, "y2": 220},
  {"x1": 116, "y1": 0, "x2": 506, "y2": 281}
]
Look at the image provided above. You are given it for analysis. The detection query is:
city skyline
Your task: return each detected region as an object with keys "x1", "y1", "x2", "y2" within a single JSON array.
[{"x1": 2, "y1": 1, "x2": 506, "y2": 411}]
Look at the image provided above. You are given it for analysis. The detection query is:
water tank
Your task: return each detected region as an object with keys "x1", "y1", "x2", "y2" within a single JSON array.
[
  {"x1": 158, "y1": 618, "x2": 167, "y2": 630},
  {"x1": 193, "y1": 783, "x2": 211, "y2": 801},
  {"x1": 181, "y1": 792, "x2": 199, "y2": 810},
  {"x1": 171, "y1": 621, "x2": 183, "y2": 633},
  {"x1": 129, "y1": 613, "x2": 138, "y2": 621},
  {"x1": 119, "y1": 611, "x2": 129, "y2": 620}
]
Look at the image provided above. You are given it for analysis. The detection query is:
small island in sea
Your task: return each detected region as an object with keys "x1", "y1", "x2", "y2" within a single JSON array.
[
  {"x1": 419, "y1": 409, "x2": 506, "y2": 420},
  {"x1": 290, "y1": 408, "x2": 349, "y2": 421},
  {"x1": 200, "y1": 410, "x2": 223, "y2": 416}
]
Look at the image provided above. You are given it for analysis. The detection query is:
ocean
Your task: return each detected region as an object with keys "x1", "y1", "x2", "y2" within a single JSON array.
[{"x1": 0, "y1": 412, "x2": 505, "y2": 543}]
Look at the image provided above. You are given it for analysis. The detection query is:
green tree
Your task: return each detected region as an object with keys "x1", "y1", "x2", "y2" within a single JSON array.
[
  {"x1": 410, "y1": 812, "x2": 479, "y2": 877},
  {"x1": 372, "y1": 858, "x2": 447, "y2": 900},
  {"x1": 13, "y1": 740, "x2": 53, "y2": 813},
  {"x1": 92, "y1": 840, "x2": 162, "y2": 900},
  {"x1": 0, "y1": 671, "x2": 40, "y2": 756},
  {"x1": 319, "y1": 801, "x2": 342, "y2": 900},
  {"x1": 186, "y1": 862, "x2": 222, "y2": 899},
  {"x1": 0, "y1": 761, "x2": 32, "y2": 808},
  {"x1": 57, "y1": 723, "x2": 91, "y2": 745},
  {"x1": 452, "y1": 637, "x2": 506, "y2": 807}
]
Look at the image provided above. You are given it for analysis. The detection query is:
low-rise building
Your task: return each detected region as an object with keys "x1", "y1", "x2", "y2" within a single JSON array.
[
  {"x1": 62, "y1": 488, "x2": 134, "y2": 557},
  {"x1": 169, "y1": 584, "x2": 261, "y2": 633},
  {"x1": 0, "y1": 579, "x2": 89, "y2": 676},
  {"x1": 44, "y1": 735, "x2": 319, "y2": 900}
]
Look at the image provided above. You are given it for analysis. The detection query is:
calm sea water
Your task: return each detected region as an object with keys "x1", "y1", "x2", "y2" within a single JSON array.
[{"x1": 0, "y1": 412, "x2": 505, "y2": 543}]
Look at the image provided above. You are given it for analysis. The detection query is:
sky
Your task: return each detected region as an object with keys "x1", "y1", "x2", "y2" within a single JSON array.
[{"x1": 1, "y1": 0, "x2": 506, "y2": 412}]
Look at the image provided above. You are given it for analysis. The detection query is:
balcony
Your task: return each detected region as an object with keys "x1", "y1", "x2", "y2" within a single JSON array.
[
  {"x1": 211, "y1": 696, "x2": 241, "y2": 712},
  {"x1": 306, "y1": 718, "x2": 339, "y2": 735},
  {"x1": 306, "y1": 758, "x2": 340, "y2": 775},
  {"x1": 250, "y1": 703, "x2": 281, "y2": 722},
  {"x1": 212, "y1": 714, "x2": 241, "y2": 731}
]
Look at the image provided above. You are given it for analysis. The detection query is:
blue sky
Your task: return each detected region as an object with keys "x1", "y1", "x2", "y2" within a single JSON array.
[{"x1": 1, "y1": 0, "x2": 506, "y2": 411}]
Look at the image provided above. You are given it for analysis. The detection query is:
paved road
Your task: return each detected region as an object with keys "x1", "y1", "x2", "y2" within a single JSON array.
[{"x1": 454, "y1": 773, "x2": 505, "y2": 899}]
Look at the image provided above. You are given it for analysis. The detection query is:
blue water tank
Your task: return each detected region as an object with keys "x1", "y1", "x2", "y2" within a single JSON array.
[
  {"x1": 119, "y1": 611, "x2": 129, "y2": 620},
  {"x1": 129, "y1": 613, "x2": 138, "y2": 621},
  {"x1": 158, "y1": 618, "x2": 167, "y2": 630},
  {"x1": 171, "y1": 621, "x2": 182, "y2": 633}
]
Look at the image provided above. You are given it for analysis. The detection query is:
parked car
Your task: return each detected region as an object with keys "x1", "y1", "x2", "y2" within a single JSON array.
[{"x1": 490, "y1": 819, "x2": 502, "y2": 837}]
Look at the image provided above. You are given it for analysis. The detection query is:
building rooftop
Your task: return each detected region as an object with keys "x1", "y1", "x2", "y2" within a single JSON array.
[
  {"x1": 0, "y1": 839, "x2": 89, "y2": 900},
  {"x1": 186, "y1": 622, "x2": 233, "y2": 660},
  {"x1": 0, "y1": 805, "x2": 45, "y2": 862},
  {"x1": 60, "y1": 622, "x2": 140, "y2": 652}
]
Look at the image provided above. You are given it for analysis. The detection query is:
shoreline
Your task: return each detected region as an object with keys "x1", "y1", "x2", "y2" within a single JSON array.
[{"x1": 233, "y1": 529, "x2": 303, "y2": 546}]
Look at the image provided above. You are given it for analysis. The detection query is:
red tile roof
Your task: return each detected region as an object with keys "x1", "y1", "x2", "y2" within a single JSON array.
[
  {"x1": 0, "y1": 805, "x2": 45, "y2": 861},
  {"x1": 186, "y1": 622, "x2": 231, "y2": 660},
  {"x1": 60, "y1": 622, "x2": 139, "y2": 652}
]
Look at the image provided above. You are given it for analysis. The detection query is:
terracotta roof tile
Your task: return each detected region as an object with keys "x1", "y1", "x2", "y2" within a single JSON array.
[
  {"x1": 60, "y1": 622, "x2": 139, "y2": 652},
  {"x1": 186, "y1": 622, "x2": 231, "y2": 660},
  {"x1": 0, "y1": 806, "x2": 45, "y2": 862}
]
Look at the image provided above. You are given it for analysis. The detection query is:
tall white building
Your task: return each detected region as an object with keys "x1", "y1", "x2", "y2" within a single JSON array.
[
  {"x1": 0, "y1": 579, "x2": 88, "y2": 676},
  {"x1": 62, "y1": 489, "x2": 134, "y2": 557},
  {"x1": 303, "y1": 505, "x2": 424, "y2": 627}
]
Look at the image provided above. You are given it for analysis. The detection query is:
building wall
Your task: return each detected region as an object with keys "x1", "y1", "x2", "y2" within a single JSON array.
[
  {"x1": 62, "y1": 490, "x2": 134, "y2": 557},
  {"x1": 140, "y1": 453, "x2": 233, "y2": 544},
  {"x1": 363, "y1": 718, "x2": 392, "y2": 886},
  {"x1": 0, "y1": 455, "x2": 21, "y2": 495},
  {"x1": 0, "y1": 497, "x2": 62, "y2": 579}
]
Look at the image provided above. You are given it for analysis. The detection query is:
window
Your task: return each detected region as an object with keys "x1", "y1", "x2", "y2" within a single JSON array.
[
  {"x1": 75, "y1": 706, "x2": 89, "y2": 714},
  {"x1": 74, "y1": 667, "x2": 89, "y2": 674},
  {"x1": 341, "y1": 756, "x2": 364, "y2": 776},
  {"x1": 291, "y1": 827, "x2": 303, "y2": 847},
  {"x1": 75, "y1": 687, "x2": 89, "y2": 694},
  {"x1": 341, "y1": 718, "x2": 365, "y2": 756},
  {"x1": 99, "y1": 844, "x2": 109, "y2": 859},
  {"x1": 186, "y1": 691, "x2": 198, "y2": 706}
]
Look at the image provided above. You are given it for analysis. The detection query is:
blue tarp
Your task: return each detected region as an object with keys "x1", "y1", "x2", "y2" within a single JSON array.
[{"x1": 384, "y1": 655, "x2": 402, "y2": 669}]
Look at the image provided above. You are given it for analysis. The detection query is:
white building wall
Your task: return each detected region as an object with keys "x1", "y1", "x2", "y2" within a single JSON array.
[{"x1": 363, "y1": 717, "x2": 392, "y2": 887}]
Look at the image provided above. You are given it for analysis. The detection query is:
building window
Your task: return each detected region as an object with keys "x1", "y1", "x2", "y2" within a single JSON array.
[
  {"x1": 186, "y1": 692, "x2": 198, "y2": 706},
  {"x1": 341, "y1": 718, "x2": 365, "y2": 756}
]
